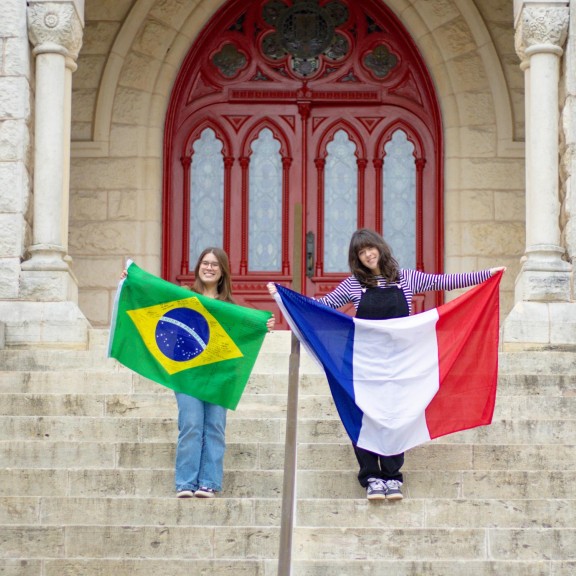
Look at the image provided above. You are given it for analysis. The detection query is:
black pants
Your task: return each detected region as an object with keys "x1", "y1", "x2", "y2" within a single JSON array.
[{"x1": 354, "y1": 445, "x2": 404, "y2": 487}]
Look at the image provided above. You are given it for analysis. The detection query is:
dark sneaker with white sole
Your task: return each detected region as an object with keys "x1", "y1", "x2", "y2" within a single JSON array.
[
  {"x1": 385, "y1": 479, "x2": 403, "y2": 500},
  {"x1": 366, "y1": 478, "x2": 387, "y2": 500}
]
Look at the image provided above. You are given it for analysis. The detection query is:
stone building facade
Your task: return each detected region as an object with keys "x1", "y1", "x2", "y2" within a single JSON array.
[{"x1": 1, "y1": 0, "x2": 575, "y2": 349}]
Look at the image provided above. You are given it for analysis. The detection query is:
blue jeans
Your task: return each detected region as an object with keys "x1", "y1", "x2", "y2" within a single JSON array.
[{"x1": 174, "y1": 392, "x2": 227, "y2": 492}]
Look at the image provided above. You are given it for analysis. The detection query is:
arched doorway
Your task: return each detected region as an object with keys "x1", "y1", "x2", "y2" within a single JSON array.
[{"x1": 163, "y1": 0, "x2": 443, "y2": 326}]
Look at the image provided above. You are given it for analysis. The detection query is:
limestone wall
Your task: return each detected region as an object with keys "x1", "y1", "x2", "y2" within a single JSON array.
[
  {"x1": 69, "y1": 0, "x2": 525, "y2": 326},
  {"x1": 0, "y1": 0, "x2": 32, "y2": 300}
]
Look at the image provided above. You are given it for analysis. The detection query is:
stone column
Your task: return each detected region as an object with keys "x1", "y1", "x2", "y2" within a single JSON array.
[
  {"x1": 25, "y1": 0, "x2": 82, "y2": 272},
  {"x1": 0, "y1": 0, "x2": 90, "y2": 347},
  {"x1": 504, "y1": 1, "x2": 573, "y2": 348}
]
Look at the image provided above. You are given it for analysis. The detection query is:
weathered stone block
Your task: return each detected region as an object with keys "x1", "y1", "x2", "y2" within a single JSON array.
[
  {"x1": 0, "y1": 301, "x2": 90, "y2": 348},
  {"x1": 0, "y1": 77, "x2": 31, "y2": 119},
  {"x1": 462, "y1": 222, "x2": 524, "y2": 256},
  {"x1": 0, "y1": 121, "x2": 30, "y2": 162},
  {"x1": 71, "y1": 55, "x2": 106, "y2": 89},
  {"x1": 132, "y1": 19, "x2": 175, "y2": 58},
  {"x1": 0, "y1": 526, "x2": 64, "y2": 559},
  {"x1": 70, "y1": 157, "x2": 140, "y2": 190},
  {"x1": 20, "y1": 270, "x2": 79, "y2": 302},
  {"x1": 435, "y1": 17, "x2": 478, "y2": 60},
  {"x1": 70, "y1": 189, "x2": 107, "y2": 221},
  {"x1": 65, "y1": 525, "x2": 208, "y2": 559},
  {"x1": 0, "y1": 215, "x2": 26, "y2": 257},
  {"x1": 1, "y1": 36, "x2": 31, "y2": 77},
  {"x1": 71, "y1": 88, "x2": 98, "y2": 122},
  {"x1": 79, "y1": 288, "x2": 111, "y2": 325},
  {"x1": 0, "y1": 0, "x2": 27, "y2": 36},
  {"x1": 459, "y1": 189, "x2": 495, "y2": 220},
  {"x1": 80, "y1": 21, "x2": 121, "y2": 55},
  {"x1": 112, "y1": 86, "x2": 151, "y2": 125},
  {"x1": 460, "y1": 158, "x2": 525, "y2": 189}
]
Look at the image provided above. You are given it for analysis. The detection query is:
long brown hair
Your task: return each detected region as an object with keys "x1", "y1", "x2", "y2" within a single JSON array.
[
  {"x1": 348, "y1": 228, "x2": 400, "y2": 287},
  {"x1": 192, "y1": 247, "x2": 234, "y2": 303}
]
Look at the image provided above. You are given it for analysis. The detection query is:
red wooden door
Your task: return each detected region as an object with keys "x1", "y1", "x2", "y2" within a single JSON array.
[{"x1": 163, "y1": 0, "x2": 443, "y2": 327}]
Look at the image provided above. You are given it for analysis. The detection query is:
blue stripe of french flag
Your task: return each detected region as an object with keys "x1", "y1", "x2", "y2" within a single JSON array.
[{"x1": 273, "y1": 271, "x2": 502, "y2": 456}]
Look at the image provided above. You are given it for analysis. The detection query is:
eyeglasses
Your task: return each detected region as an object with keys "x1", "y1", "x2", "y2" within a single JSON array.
[{"x1": 200, "y1": 261, "x2": 220, "y2": 269}]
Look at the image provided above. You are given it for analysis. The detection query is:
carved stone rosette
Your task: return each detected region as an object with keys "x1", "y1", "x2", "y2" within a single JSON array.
[
  {"x1": 518, "y1": 6, "x2": 569, "y2": 55},
  {"x1": 27, "y1": 1, "x2": 83, "y2": 59}
]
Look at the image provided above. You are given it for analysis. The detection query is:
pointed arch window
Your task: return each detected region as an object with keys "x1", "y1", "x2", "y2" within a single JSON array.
[
  {"x1": 383, "y1": 130, "x2": 416, "y2": 269},
  {"x1": 189, "y1": 128, "x2": 225, "y2": 265},
  {"x1": 248, "y1": 128, "x2": 283, "y2": 271},
  {"x1": 324, "y1": 129, "x2": 358, "y2": 273},
  {"x1": 164, "y1": 0, "x2": 443, "y2": 315}
]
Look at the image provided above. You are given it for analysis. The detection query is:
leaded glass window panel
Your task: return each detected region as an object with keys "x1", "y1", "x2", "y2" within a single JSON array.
[
  {"x1": 324, "y1": 129, "x2": 357, "y2": 272},
  {"x1": 383, "y1": 130, "x2": 416, "y2": 268},
  {"x1": 249, "y1": 128, "x2": 282, "y2": 271},
  {"x1": 190, "y1": 128, "x2": 224, "y2": 266}
]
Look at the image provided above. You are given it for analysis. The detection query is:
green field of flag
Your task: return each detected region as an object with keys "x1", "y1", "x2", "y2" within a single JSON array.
[{"x1": 108, "y1": 261, "x2": 272, "y2": 409}]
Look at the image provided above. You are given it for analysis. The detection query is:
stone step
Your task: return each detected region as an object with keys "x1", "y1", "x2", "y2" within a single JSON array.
[
  {"x1": 0, "y1": 392, "x2": 288, "y2": 418},
  {"x1": 0, "y1": 351, "x2": 296, "y2": 374},
  {"x1": 299, "y1": 371, "x2": 576, "y2": 396},
  {"x1": 1, "y1": 415, "x2": 575, "y2": 446},
  {"x1": 1, "y1": 338, "x2": 575, "y2": 573},
  {"x1": 1, "y1": 523, "x2": 574, "y2": 563},
  {"x1": 294, "y1": 497, "x2": 576, "y2": 528},
  {"x1": 0, "y1": 371, "x2": 291, "y2": 396},
  {"x1": 1, "y1": 558, "x2": 567, "y2": 576},
  {"x1": 299, "y1": 442, "x2": 576, "y2": 472},
  {"x1": 291, "y1": 526, "x2": 576, "y2": 562},
  {"x1": 290, "y1": 560, "x2": 567, "y2": 576},
  {"x1": 2, "y1": 345, "x2": 576, "y2": 375},
  {"x1": 0, "y1": 496, "x2": 281, "y2": 527},
  {"x1": 0, "y1": 559, "x2": 274, "y2": 576},
  {"x1": 0, "y1": 469, "x2": 284, "y2": 499},
  {"x1": 296, "y1": 469, "x2": 576, "y2": 500},
  {"x1": 1, "y1": 391, "x2": 574, "y2": 421},
  {"x1": 2, "y1": 496, "x2": 575, "y2": 529},
  {"x1": 2, "y1": 441, "x2": 575, "y2": 471},
  {"x1": 0, "y1": 440, "x2": 288, "y2": 471},
  {"x1": 0, "y1": 525, "x2": 280, "y2": 561},
  {"x1": 2, "y1": 468, "x2": 575, "y2": 500},
  {"x1": 0, "y1": 416, "x2": 281, "y2": 443},
  {"x1": 1, "y1": 367, "x2": 575, "y2": 397}
]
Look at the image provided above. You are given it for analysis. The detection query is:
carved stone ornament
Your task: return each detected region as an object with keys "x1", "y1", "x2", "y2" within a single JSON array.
[
  {"x1": 363, "y1": 44, "x2": 398, "y2": 79},
  {"x1": 212, "y1": 43, "x2": 248, "y2": 78},
  {"x1": 27, "y1": 1, "x2": 83, "y2": 58},
  {"x1": 261, "y1": 0, "x2": 349, "y2": 77},
  {"x1": 520, "y1": 6, "x2": 569, "y2": 51}
]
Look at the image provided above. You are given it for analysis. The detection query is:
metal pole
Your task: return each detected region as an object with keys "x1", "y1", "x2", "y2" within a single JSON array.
[{"x1": 277, "y1": 203, "x2": 303, "y2": 576}]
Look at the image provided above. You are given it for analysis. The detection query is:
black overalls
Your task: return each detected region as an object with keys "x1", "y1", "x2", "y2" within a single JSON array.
[{"x1": 354, "y1": 284, "x2": 409, "y2": 487}]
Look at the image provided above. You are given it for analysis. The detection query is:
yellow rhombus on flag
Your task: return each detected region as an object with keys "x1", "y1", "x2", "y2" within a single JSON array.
[{"x1": 127, "y1": 296, "x2": 243, "y2": 375}]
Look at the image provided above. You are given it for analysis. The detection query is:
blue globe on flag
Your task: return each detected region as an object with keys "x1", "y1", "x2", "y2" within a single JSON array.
[{"x1": 155, "y1": 307, "x2": 210, "y2": 362}]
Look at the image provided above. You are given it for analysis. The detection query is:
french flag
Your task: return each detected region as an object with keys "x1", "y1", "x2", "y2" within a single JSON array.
[{"x1": 273, "y1": 271, "x2": 502, "y2": 456}]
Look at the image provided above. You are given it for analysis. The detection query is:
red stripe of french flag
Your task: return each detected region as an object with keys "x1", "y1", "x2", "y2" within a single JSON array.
[{"x1": 426, "y1": 270, "x2": 502, "y2": 440}]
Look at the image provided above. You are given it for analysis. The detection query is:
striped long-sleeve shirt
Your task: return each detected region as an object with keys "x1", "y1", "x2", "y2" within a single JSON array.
[{"x1": 316, "y1": 269, "x2": 492, "y2": 315}]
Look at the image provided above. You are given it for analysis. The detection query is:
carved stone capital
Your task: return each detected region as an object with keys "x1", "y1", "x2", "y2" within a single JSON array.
[
  {"x1": 27, "y1": 1, "x2": 83, "y2": 59},
  {"x1": 519, "y1": 6, "x2": 569, "y2": 54}
]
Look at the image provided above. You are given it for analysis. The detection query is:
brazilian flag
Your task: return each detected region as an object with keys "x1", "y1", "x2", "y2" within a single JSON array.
[{"x1": 108, "y1": 261, "x2": 272, "y2": 410}]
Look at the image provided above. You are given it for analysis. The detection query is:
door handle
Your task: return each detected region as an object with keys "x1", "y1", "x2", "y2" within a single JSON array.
[{"x1": 306, "y1": 231, "x2": 315, "y2": 278}]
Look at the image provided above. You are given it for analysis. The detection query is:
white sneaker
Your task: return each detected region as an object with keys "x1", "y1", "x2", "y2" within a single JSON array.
[
  {"x1": 195, "y1": 486, "x2": 216, "y2": 498},
  {"x1": 176, "y1": 490, "x2": 195, "y2": 498}
]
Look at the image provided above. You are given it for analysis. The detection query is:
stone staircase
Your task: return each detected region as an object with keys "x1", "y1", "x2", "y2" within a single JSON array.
[{"x1": 1, "y1": 329, "x2": 575, "y2": 575}]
